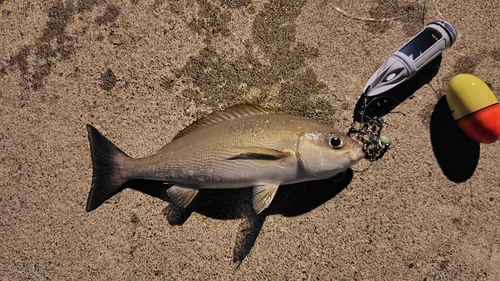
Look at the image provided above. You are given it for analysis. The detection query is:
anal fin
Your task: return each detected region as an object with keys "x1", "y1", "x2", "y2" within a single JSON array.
[
  {"x1": 167, "y1": 185, "x2": 199, "y2": 207},
  {"x1": 252, "y1": 183, "x2": 280, "y2": 214}
]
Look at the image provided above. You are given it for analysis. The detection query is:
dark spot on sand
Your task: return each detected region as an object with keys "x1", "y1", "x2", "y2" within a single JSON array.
[
  {"x1": 131, "y1": 213, "x2": 140, "y2": 224},
  {"x1": 439, "y1": 259, "x2": 450, "y2": 270},
  {"x1": 177, "y1": 46, "x2": 276, "y2": 107},
  {"x1": 77, "y1": 0, "x2": 99, "y2": 13},
  {"x1": 160, "y1": 77, "x2": 175, "y2": 91},
  {"x1": 1, "y1": 9, "x2": 11, "y2": 16},
  {"x1": 176, "y1": 0, "x2": 331, "y2": 121},
  {"x1": 188, "y1": 0, "x2": 231, "y2": 39},
  {"x1": 9, "y1": 1, "x2": 77, "y2": 90},
  {"x1": 166, "y1": 0, "x2": 189, "y2": 15},
  {"x1": 9, "y1": 46, "x2": 30, "y2": 75},
  {"x1": 221, "y1": 0, "x2": 251, "y2": 9},
  {"x1": 100, "y1": 68, "x2": 117, "y2": 91},
  {"x1": 252, "y1": 0, "x2": 308, "y2": 58},
  {"x1": 95, "y1": 4, "x2": 120, "y2": 26},
  {"x1": 491, "y1": 47, "x2": 500, "y2": 61},
  {"x1": 42, "y1": 1, "x2": 75, "y2": 40}
]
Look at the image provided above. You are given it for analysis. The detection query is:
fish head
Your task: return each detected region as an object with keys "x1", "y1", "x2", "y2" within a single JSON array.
[{"x1": 297, "y1": 129, "x2": 364, "y2": 178}]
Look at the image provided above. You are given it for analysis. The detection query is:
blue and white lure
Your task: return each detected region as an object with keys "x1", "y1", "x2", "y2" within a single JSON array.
[{"x1": 363, "y1": 20, "x2": 457, "y2": 97}]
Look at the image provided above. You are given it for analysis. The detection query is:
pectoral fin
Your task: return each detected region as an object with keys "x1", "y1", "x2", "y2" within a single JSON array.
[
  {"x1": 167, "y1": 185, "x2": 199, "y2": 207},
  {"x1": 228, "y1": 147, "x2": 291, "y2": 160},
  {"x1": 252, "y1": 183, "x2": 279, "y2": 214}
]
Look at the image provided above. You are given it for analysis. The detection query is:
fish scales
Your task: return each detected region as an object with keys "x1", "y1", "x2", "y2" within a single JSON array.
[{"x1": 153, "y1": 117, "x2": 301, "y2": 177}]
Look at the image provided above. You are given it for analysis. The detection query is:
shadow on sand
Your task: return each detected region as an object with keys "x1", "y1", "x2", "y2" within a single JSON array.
[
  {"x1": 429, "y1": 96, "x2": 479, "y2": 182},
  {"x1": 351, "y1": 55, "x2": 479, "y2": 181},
  {"x1": 126, "y1": 169, "x2": 354, "y2": 265}
]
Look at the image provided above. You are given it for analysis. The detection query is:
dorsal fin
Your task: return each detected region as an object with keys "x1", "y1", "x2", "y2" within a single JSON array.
[{"x1": 173, "y1": 104, "x2": 273, "y2": 141}]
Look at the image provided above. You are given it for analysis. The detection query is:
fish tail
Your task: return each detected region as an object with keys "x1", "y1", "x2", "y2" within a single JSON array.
[{"x1": 86, "y1": 124, "x2": 132, "y2": 212}]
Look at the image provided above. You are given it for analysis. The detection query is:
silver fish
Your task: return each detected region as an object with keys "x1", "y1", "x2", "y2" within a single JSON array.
[{"x1": 86, "y1": 104, "x2": 364, "y2": 214}]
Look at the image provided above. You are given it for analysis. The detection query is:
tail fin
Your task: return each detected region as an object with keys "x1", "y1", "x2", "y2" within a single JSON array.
[{"x1": 86, "y1": 125, "x2": 132, "y2": 212}]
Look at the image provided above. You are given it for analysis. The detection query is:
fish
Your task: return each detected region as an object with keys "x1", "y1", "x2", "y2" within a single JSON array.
[{"x1": 86, "y1": 104, "x2": 364, "y2": 214}]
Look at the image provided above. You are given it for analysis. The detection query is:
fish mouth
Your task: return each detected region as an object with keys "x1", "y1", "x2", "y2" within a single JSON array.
[{"x1": 349, "y1": 147, "x2": 365, "y2": 163}]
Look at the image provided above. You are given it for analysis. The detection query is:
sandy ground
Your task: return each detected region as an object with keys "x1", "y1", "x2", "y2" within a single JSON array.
[{"x1": 1, "y1": 0, "x2": 500, "y2": 279}]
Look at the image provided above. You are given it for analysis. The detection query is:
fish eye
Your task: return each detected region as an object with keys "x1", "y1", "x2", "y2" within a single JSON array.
[{"x1": 328, "y1": 134, "x2": 344, "y2": 149}]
